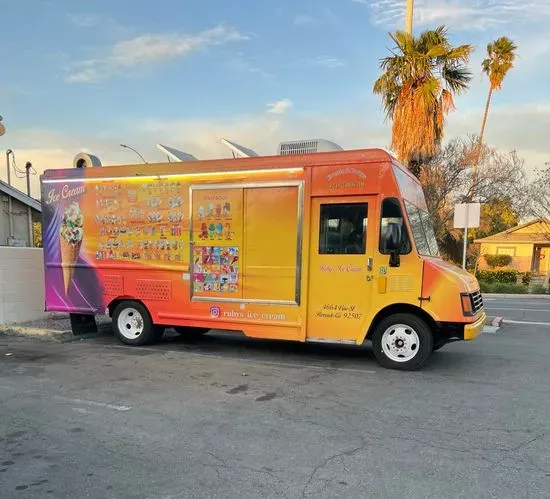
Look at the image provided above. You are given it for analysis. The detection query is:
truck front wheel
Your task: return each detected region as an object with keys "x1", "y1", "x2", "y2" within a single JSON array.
[
  {"x1": 371, "y1": 313, "x2": 433, "y2": 371},
  {"x1": 112, "y1": 301, "x2": 157, "y2": 346}
]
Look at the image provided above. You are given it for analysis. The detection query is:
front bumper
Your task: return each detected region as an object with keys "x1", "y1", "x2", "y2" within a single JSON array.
[{"x1": 464, "y1": 312, "x2": 486, "y2": 341}]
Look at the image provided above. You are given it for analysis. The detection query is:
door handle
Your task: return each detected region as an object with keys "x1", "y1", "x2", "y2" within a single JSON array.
[{"x1": 367, "y1": 257, "x2": 373, "y2": 272}]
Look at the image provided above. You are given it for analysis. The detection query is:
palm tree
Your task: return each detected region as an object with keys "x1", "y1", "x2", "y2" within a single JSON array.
[
  {"x1": 473, "y1": 37, "x2": 517, "y2": 183},
  {"x1": 373, "y1": 26, "x2": 473, "y2": 175}
]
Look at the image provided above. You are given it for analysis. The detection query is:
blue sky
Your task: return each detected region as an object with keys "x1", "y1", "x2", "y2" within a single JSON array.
[{"x1": 1, "y1": 0, "x2": 549, "y2": 196}]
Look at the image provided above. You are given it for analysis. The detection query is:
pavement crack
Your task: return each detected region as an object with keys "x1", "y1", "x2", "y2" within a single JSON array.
[
  {"x1": 301, "y1": 438, "x2": 366, "y2": 497},
  {"x1": 275, "y1": 407, "x2": 348, "y2": 434},
  {"x1": 511, "y1": 433, "x2": 546, "y2": 452}
]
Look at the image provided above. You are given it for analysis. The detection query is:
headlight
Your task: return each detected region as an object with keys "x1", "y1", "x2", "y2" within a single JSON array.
[{"x1": 460, "y1": 293, "x2": 474, "y2": 316}]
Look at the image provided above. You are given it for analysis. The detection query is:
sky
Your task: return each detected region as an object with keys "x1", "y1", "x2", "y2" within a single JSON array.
[{"x1": 1, "y1": 0, "x2": 549, "y2": 198}]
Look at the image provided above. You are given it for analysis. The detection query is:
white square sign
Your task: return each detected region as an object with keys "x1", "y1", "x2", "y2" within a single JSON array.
[{"x1": 454, "y1": 203, "x2": 481, "y2": 229}]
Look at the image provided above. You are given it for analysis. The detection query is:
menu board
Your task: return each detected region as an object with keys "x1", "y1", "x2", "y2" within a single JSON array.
[
  {"x1": 191, "y1": 189, "x2": 243, "y2": 298},
  {"x1": 90, "y1": 179, "x2": 188, "y2": 265}
]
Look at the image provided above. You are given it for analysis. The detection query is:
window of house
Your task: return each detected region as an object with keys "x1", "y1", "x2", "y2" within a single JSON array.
[
  {"x1": 496, "y1": 247, "x2": 516, "y2": 256},
  {"x1": 319, "y1": 203, "x2": 367, "y2": 254}
]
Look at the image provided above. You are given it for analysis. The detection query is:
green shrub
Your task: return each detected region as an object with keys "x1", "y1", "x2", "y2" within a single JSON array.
[
  {"x1": 479, "y1": 281, "x2": 494, "y2": 293},
  {"x1": 521, "y1": 272, "x2": 532, "y2": 285},
  {"x1": 484, "y1": 254, "x2": 513, "y2": 268},
  {"x1": 490, "y1": 283, "x2": 528, "y2": 294},
  {"x1": 530, "y1": 284, "x2": 549, "y2": 295},
  {"x1": 476, "y1": 269, "x2": 519, "y2": 284}
]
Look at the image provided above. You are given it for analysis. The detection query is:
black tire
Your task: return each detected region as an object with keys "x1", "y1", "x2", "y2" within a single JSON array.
[
  {"x1": 173, "y1": 326, "x2": 209, "y2": 337},
  {"x1": 371, "y1": 313, "x2": 433, "y2": 371},
  {"x1": 112, "y1": 301, "x2": 158, "y2": 346}
]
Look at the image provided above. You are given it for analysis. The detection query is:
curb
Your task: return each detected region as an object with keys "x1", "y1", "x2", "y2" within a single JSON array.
[
  {"x1": 0, "y1": 325, "x2": 73, "y2": 342},
  {"x1": 482, "y1": 293, "x2": 550, "y2": 299},
  {"x1": 491, "y1": 316, "x2": 503, "y2": 327},
  {"x1": 0, "y1": 325, "x2": 111, "y2": 342}
]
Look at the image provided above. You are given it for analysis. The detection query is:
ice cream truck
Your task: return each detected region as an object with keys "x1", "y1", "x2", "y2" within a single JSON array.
[{"x1": 40, "y1": 139, "x2": 485, "y2": 370}]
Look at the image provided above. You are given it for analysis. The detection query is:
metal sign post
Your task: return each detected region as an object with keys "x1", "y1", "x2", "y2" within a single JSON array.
[{"x1": 454, "y1": 203, "x2": 481, "y2": 269}]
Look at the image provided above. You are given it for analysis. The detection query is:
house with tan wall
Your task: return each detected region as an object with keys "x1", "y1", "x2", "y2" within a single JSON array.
[{"x1": 475, "y1": 219, "x2": 550, "y2": 276}]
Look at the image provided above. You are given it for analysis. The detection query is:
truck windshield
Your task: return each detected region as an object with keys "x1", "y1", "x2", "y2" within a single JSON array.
[
  {"x1": 404, "y1": 200, "x2": 440, "y2": 257},
  {"x1": 392, "y1": 163, "x2": 440, "y2": 257}
]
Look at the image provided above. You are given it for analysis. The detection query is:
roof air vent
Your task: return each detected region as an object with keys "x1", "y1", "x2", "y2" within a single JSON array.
[{"x1": 277, "y1": 139, "x2": 343, "y2": 156}]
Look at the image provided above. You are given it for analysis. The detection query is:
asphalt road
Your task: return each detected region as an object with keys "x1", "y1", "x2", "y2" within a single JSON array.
[
  {"x1": 1, "y1": 325, "x2": 550, "y2": 499},
  {"x1": 483, "y1": 296, "x2": 550, "y2": 324}
]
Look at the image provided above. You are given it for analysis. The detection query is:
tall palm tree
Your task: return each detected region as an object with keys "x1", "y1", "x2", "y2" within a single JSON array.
[
  {"x1": 474, "y1": 37, "x2": 517, "y2": 174},
  {"x1": 373, "y1": 26, "x2": 473, "y2": 175}
]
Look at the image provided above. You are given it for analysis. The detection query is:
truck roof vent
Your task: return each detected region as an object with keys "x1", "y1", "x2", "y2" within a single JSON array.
[
  {"x1": 73, "y1": 152, "x2": 102, "y2": 168},
  {"x1": 277, "y1": 139, "x2": 343, "y2": 156}
]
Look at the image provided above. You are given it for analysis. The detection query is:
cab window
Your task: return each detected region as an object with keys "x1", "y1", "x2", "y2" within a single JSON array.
[
  {"x1": 379, "y1": 198, "x2": 411, "y2": 254},
  {"x1": 319, "y1": 203, "x2": 367, "y2": 254}
]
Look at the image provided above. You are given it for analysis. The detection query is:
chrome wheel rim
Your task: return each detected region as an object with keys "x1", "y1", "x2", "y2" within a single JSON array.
[
  {"x1": 118, "y1": 308, "x2": 145, "y2": 339},
  {"x1": 381, "y1": 324, "x2": 420, "y2": 363}
]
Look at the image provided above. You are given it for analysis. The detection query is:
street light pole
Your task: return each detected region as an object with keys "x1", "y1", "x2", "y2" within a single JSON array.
[
  {"x1": 405, "y1": 0, "x2": 414, "y2": 35},
  {"x1": 120, "y1": 144, "x2": 148, "y2": 164}
]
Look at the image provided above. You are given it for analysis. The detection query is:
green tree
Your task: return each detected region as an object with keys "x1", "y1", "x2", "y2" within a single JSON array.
[
  {"x1": 33, "y1": 222, "x2": 43, "y2": 247},
  {"x1": 373, "y1": 26, "x2": 473, "y2": 176},
  {"x1": 469, "y1": 198, "x2": 519, "y2": 240},
  {"x1": 473, "y1": 37, "x2": 517, "y2": 187}
]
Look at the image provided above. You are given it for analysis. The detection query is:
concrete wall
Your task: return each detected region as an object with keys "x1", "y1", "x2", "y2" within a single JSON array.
[
  {"x1": 0, "y1": 247, "x2": 47, "y2": 324},
  {"x1": 479, "y1": 242, "x2": 534, "y2": 272}
]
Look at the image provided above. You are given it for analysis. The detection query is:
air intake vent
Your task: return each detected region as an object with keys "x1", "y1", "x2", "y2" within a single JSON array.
[{"x1": 277, "y1": 139, "x2": 344, "y2": 156}]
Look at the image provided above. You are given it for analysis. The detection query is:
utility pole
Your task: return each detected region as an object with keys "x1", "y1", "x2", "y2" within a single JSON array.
[
  {"x1": 25, "y1": 162, "x2": 34, "y2": 247},
  {"x1": 405, "y1": 0, "x2": 414, "y2": 35},
  {"x1": 5, "y1": 149, "x2": 14, "y2": 240}
]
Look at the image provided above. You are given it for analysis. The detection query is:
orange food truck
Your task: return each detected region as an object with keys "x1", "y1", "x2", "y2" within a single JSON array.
[{"x1": 40, "y1": 140, "x2": 485, "y2": 370}]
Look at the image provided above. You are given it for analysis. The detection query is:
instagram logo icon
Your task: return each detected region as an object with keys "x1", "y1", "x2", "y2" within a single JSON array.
[{"x1": 210, "y1": 306, "x2": 221, "y2": 319}]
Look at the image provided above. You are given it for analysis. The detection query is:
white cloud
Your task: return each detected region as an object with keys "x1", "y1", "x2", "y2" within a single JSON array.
[
  {"x1": 311, "y1": 56, "x2": 345, "y2": 69},
  {"x1": 66, "y1": 25, "x2": 249, "y2": 83},
  {"x1": 294, "y1": 14, "x2": 317, "y2": 26},
  {"x1": 357, "y1": 0, "x2": 550, "y2": 31},
  {"x1": 266, "y1": 99, "x2": 294, "y2": 115},
  {"x1": 293, "y1": 9, "x2": 337, "y2": 26},
  {"x1": 226, "y1": 54, "x2": 272, "y2": 79},
  {"x1": 66, "y1": 13, "x2": 100, "y2": 28},
  {"x1": 65, "y1": 12, "x2": 131, "y2": 38}
]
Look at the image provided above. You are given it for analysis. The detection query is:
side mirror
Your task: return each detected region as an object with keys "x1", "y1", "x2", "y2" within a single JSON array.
[{"x1": 385, "y1": 222, "x2": 402, "y2": 268}]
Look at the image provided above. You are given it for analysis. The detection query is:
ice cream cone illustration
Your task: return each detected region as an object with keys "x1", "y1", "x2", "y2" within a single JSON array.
[{"x1": 59, "y1": 201, "x2": 84, "y2": 292}]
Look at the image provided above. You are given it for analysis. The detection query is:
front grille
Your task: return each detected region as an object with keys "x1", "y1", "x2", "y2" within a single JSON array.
[{"x1": 471, "y1": 290, "x2": 483, "y2": 313}]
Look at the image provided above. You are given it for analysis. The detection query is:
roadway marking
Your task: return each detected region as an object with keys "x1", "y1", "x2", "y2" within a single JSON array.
[
  {"x1": 486, "y1": 307, "x2": 549, "y2": 311},
  {"x1": 503, "y1": 320, "x2": 550, "y2": 327},
  {"x1": 482, "y1": 326, "x2": 500, "y2": 334},
  {"x1": 54, "y1": 396, "x2": 132, "y2": 412}
]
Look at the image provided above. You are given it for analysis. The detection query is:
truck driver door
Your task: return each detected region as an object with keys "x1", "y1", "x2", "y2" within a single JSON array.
[{"x1": 306, "y1": 197, "x2": 377, "y2": 343}]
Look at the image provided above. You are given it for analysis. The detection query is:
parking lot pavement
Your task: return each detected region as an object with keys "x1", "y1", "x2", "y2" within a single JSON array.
[
  {"x1": 483, "y1": 296, "x2": 550, "y2": 325},
  {"x1": 1, "y1": 325, "x2": 550, "y2": 499}
]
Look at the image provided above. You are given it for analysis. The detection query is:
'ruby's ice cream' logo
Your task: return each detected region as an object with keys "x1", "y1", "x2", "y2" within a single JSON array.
[{"x1": 59, "y1": 201, "x2": 84, "y2": 292}]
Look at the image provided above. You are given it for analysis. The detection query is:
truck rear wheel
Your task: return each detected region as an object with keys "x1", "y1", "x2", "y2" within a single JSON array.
[
  {"x1": 112, "y1": 301, "x2": 157, "y2": 346},
  {"x1": 371, "y1": 313, "x2": 433, "y2": 371}
]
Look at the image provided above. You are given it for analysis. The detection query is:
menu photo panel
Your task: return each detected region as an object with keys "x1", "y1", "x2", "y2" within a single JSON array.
[
  {"x1": 88, "y1": 178, "x2": 188, "y2": 267},
  {"x1": 191, "y1": 188, "x2": 243, "y2": 299}
]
